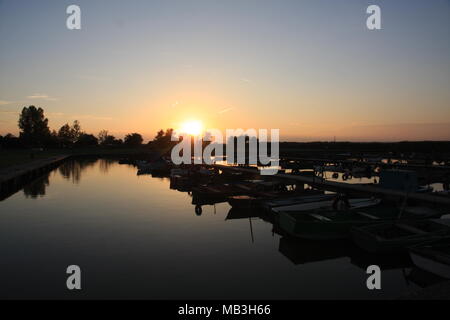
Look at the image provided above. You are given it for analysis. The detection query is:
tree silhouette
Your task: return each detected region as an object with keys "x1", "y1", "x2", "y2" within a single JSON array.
[
  {"x1": 58, "y1": 123, "x2": 73, "y2": 146},
  {"x1": 18, "y1": 106, "x2": 50, "y2": 146},
  {"x1": 151, "y1": 128, "x2": 174, "y2": 148},
  {"x1": 0, "y1": 133, "x2": 21, "y2": 148},
  {"x1": 57, "y1": 120, "x2": 83, "y2": 146},
  {"x1": 98, "y1": 130, "x2": 109, "y2": 145},
  {"x1": 72, "y1": 120, "x2": 82, "y2": 142},
  {"x1": 124, "y1": 133, "x2": 143, "y2": 146},
  {"x1": 76, "y1": 133, "x2": 98, "y2": 146}
]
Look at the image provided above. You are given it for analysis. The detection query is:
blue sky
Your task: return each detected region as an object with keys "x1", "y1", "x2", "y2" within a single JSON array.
[{"x1": 0, "y1": 0, "x2": 449, "y2": 141}]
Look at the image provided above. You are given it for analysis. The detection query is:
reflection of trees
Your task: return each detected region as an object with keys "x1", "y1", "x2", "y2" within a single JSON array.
[
  {"x1": 98, "y1": 159, "x2": 114, "y2": 174},
  {"x1": 23, "y1": 173, "x2": 50, "y2": 198},
  {"x1": 20, "y1": 159, "x2": 111, "y2": 199},
  {"x1": 58, "y1": 159, "x2": 96, "y2": 184}
]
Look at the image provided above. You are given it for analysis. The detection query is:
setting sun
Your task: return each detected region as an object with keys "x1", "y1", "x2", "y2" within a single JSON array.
[{"x1": 179, "y1": 120, "x2": 203, "y2": 136}]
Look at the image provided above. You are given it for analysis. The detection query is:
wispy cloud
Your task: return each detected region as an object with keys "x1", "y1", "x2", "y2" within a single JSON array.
[
  {"x1": 27, "y1": 93, "x2": 58, "y2": 101},
  {"x1": 240, "y1": 78, "x2": 252, "y2": 84},
  {"x1": 27, "y1": 93, "x2": 49, "y2": 99},
  {"x1": 0, "y1": 100, "x2": 13, "y2": 106},
  {"x1": 218, "y1": 107, "x2": 234, "y2": 114},
  {"x1": 0, "y1": 110, "x2": 19, "y2": 115}
]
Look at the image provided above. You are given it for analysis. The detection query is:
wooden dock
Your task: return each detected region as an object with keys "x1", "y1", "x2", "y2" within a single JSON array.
[
  {"x1": 0, "y1": 155, "x2": 69, "y2": 200},
  {"x1": 211, "y1": 164, "x2": 450, "y2": 206},
  {"x1": 280, "y1": 156, "x2": 450, "y2": 171}
]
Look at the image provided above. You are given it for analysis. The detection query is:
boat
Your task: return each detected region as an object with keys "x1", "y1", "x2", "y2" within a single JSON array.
[
  {"x1": 191, "y1": 184, "x2": 244, "y2": 204},
  {"x1": 434, "y1": 190, "x2": 450, "y2": 198},
  {"x1": 409, "y1": 238, "x2": 450, "y2": 279},
  {"x1": 170, "y1": 168, "x2": 189, "y2": 178},
  {"x1": 261, "y1": 194, "x2": 334, "y2": 212},
  {"x1": 228, "y1": 195, "x2": 262, "y2": 209},
  {"x1": 351, "y1": 219, "x2": 450, "y2": 254},
  {"x1": 277, "y1": 199, "x2": 392, "y2": 240},
  {"x1": 278, "y1": 201, "x2": 444, "y2": 240},
  {"x1": 118, "y1": 158, "x2": 134, "y2": 165},
  {"x1": 272, "y1": 197, "x2": 380, "y2": 214},
  {"x1": 197, "y1": 167, "x2": 215, "y2": 176},
  {"x1": 416, "y1": 185, "x2": 433, "y2": 193},
  {"x1": 137, "y1": 158, "x2": 171, "y2": 174},
  {"x1": 228, "y1": 188, "x2": 327, "y2": 210},
  {"x1": 225, "y1": 207, "x2": 261, "y2": 220}
]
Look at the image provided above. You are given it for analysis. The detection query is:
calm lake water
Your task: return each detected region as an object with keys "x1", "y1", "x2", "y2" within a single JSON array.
[{"x1": 0, "y1": 159, "x2": 437, "y2": 299}]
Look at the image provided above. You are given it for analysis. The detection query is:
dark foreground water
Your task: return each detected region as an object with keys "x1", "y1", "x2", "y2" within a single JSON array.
[{"x1": 0, "y1": 159, "x2": 437, "y2": 299}]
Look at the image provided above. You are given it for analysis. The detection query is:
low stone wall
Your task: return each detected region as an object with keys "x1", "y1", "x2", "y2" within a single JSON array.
[{"x1": 0, "y1": 155, "x2": 69, "y2": 201}]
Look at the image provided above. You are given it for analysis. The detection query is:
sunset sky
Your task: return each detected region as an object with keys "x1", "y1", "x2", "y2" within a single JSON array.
[{"x1": 0, "y1": 0, "x2": 449, "y2": 142}]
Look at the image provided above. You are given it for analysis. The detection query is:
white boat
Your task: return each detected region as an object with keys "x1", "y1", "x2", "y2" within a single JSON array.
[
  {"x1": 272, "y1": 198, "x2": 381, "y2": 214},
  {"x1": 261, "y1": 194, "x2": 334, "y2": 211}
]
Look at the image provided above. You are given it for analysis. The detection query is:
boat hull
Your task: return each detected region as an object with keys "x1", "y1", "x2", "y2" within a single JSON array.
[
  {"x1": 410, "y1": 250, "x2": 450, "y2": 279},
  {"x1": 351, "y1": 220, "x2": 450, "y2": 254},
  {"x1": 280, "y1": 216, "x2": 389, "y2": 240}
]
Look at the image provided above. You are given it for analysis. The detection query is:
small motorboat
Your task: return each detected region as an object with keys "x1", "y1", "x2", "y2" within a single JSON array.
[
  {"x1": 118, "y1": 158, "x2": 134, "y2": 165},
  {"x1": 278, "y1": 200, "x2": 444, "y2": 241},
  {"x1": 225, "y1": 207, "x2": 261, "y2": 220},
  {"x1": 277, "y1": 198, "x2": 391, "y2": 240},
  {"x1": 228, "y1": 195, "x2": 261, "y2": 209},
  {"x1": 261, "y1": 194, "x2": 334, "y2": 212},
  {"x1": 351, "y1": 219, "x2": 450, "y2": 254},
  {"x1": 272, "y1": 198, "x2": 380, "y2": 214},
  {"x1": 137, "y1": 158, "x2": 170, "y2": 174},
  {"x1": 409, "y1": 238, "x2": 450, "y2": 279},
  {"x1": 170, "y1": 168, "x2": 189, "y2": 178},
  {"x1": 417, "y1": 185, "x2": 434, "y2": 193}
]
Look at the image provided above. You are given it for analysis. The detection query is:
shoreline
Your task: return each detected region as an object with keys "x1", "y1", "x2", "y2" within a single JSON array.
[{"x1": 0, "y1": 155, "x2": 70, "y2": 201}]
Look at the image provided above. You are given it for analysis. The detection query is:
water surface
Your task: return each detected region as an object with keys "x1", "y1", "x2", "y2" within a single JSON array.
[{"x1": 0, "y1": 159, "x2": 433, "y2": 299}]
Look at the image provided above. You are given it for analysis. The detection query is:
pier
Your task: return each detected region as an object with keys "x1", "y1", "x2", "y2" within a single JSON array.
[{"x1": 211, "y1": 164, "x2": 450, "y2": 206}]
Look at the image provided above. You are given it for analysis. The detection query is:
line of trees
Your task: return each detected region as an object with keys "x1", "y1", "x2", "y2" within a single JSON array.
[
  {"x1": 0, "y1": 105, "x2": 183, "y2": 152},
  {"x1": 0, "y1": 106, "x2": 145, "y2": 149}
]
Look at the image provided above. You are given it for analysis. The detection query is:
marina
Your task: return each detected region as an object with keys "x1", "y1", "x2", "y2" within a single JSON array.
[
  {"x1": 1, "y1": 154, "x2": 449, "y2": 299},
  {"x1": 1, "y1": 0, "x2": 449, "y2": 304}
]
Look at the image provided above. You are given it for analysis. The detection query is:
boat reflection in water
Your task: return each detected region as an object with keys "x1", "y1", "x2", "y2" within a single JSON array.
[
  {"x1": 1, "y1": 158, "x2": 449, "y2": 299},
  {"x1": 164, "y1": 157, "x2": 450, "y2": 292},
  {"x1": 220, "y1": 196, "x2": 450, "y2": 293}
]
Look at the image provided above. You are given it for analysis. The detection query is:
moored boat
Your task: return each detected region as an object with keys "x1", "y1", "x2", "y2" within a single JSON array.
[
  {"x1": 409, "y1": 238, "x2": 450, "y2": 279},
  {"x1": 278, "y1": 200, "x2": 393, "y2": 240},
  {"x1": 351, "y1": 219, "x2": 450, "y2": 254},
  {"x1": 278, "y1": 201, "x2": 445, "y2": 240},
  {"x1": 170, "y1": 168, "x2": 189, "y2": 178},
  {"x1": 272, "y1": 197, "x2": 380, "y2": 214},
  {"x1": 228, "y1": 195, "x2": 261, "y2": 209},
  {"x1": 261, "y1": 194, "x2": 334, "y2": 212}
]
